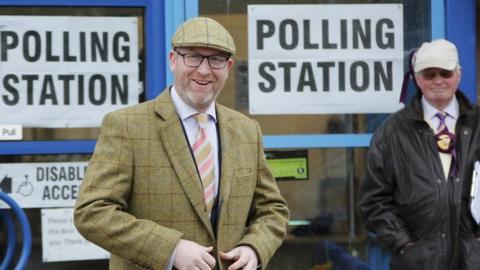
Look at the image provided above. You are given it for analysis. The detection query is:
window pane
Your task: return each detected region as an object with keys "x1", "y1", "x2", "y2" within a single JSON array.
[{"x1": 0, "y1": 7, "x2": 145, "y2": 141}]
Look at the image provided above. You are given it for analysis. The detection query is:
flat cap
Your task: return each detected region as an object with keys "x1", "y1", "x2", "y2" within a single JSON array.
[{"x1": 172, "y1": 17, "x2": 236, "y2": 55}]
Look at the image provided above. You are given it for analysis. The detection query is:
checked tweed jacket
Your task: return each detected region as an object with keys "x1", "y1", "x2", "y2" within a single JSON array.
[{"x1": 74, "y1": 88, "x2": 290, "y2": 270}]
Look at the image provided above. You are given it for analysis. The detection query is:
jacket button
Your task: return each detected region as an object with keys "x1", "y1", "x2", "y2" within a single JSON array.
[
  {"x1": 455, "y1": 177, "x2": 460, "y2": 182},
  {"x1": 437, "y1": 179, "x2": 442, "y2": 184},
  {"x1": 464, "y1": 130, "x2": 469, "y2": 135},
  {"x1": 441, "y1": 233, "x2": 446, "y2": 238}
]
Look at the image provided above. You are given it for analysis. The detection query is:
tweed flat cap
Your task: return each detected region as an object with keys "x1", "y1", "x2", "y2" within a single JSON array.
[{"x1": 172, "y1": 17, "x2": 236, "y2": 55}]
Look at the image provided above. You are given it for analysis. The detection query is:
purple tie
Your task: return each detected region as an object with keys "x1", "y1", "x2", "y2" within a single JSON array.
[{"x1": 434, "y1": 112, "x2": 457, "y2": 177}]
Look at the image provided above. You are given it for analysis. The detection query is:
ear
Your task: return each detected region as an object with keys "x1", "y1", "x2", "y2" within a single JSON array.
[
  {"x1": 169, "y1": 50, "x2": 176, "y2": 71},
  {"x1": 226, "y1": 58, "x2": 234, "y2": 72}
]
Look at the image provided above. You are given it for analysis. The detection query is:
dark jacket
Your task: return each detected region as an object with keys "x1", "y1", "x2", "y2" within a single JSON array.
[{"x1": 359, "y1": 91, "x2": 480, "y2": 270}]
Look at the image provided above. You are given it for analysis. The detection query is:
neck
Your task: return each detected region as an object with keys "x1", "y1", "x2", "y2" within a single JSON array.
[
  {"x1": 424, "y1": 97, "x2": 454, "y2": 112},
  {"x1": 432, "y1": 103, "x2": 448, "y2": 111}
]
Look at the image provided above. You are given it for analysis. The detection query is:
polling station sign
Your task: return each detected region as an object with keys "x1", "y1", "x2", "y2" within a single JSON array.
[
  {"x1": 248, "y1": 4, "x2": 404, "y2": 114},
  {"x1": 0, "y1": 16, "x2": 140, "y2": 127},
  {"x1": 0, "y1": 162, "x2": 88, "y2": 208}
]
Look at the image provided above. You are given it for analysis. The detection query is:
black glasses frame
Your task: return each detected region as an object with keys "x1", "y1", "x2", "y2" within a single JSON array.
[{"x1": 175, "y1": 50, "x2": 230, "y2": 69}]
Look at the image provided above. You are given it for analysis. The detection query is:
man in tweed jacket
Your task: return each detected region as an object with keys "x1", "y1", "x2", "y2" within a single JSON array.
[{"x1": 74, "y1": 17, "x2": 290, "y2": 270}]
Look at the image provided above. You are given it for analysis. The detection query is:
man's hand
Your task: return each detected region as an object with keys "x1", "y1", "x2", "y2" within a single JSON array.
[
  {"x1": 220, "y1": 246, "x2": 258, "y2": 270},
  {"x1": 173, "y1": 239, "x2": 216, "y2": 270}
]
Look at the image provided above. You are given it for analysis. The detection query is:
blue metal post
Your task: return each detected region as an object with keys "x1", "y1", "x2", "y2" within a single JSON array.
[
  {"x1": 0, "y1": 192, "x2": 32, "y2": 270},
  {"x1": 0, "y1": 210, "x2": 16, "y2": 270}
]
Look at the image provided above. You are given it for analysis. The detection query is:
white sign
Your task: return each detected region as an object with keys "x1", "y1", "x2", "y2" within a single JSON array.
[
  {"x1": 0, "y1": 124, "x2": 22, "y2": 140},
  {"x1": 41, "y1": 208, "x2": 110, "y2": 262},
  {"x1": 0, "y1": 16, "x2": 140, "y2": 127},
  {"x1": 0, "y1": 162, "x2": 87, "y2": 208},
  {"x1": 248, "y1": 4, "x2": 404, "y2": 114}
]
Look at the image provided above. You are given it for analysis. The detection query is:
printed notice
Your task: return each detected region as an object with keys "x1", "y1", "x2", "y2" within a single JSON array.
[
  {"x1": 248, "y1": 4, "x2": 404, "y2": 114},
  {"x1": 41, "y1": 208, "x2": 109, "y2": 262},
  {"x1": 0, "y1": 16, "x2": 140, "y2": 127},
  {"x1": 266, "y1": 150, "x2": 308, "y2": 181},
  {"x1": 0, "y1": 162, "x2": 88, "y2": 209}
]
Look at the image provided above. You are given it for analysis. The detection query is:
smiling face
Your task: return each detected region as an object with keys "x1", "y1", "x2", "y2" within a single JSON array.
[
  {"x1": 414, "y1": 67, "x2": 461, "y2": 110},
  {"x1": 169, "y1": 47, "x2": 234, "y2": 112}
]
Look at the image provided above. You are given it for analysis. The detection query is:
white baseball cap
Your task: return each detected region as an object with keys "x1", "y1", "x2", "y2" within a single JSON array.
[{"x1": 413, "y1": 39, "x2": 460, "y2": 72}]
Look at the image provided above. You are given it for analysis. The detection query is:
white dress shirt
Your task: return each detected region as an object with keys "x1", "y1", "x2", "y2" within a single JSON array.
[{"x1": 422, "y1": 96, "x2": 459, "y2": 180}]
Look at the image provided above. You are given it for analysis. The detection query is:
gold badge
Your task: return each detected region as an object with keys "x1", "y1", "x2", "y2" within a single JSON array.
[{"x1": 437, "y1": 134, "x2": 451, "y2": 151}]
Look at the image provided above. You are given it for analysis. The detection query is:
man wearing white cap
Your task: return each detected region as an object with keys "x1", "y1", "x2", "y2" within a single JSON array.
[
  {"x1": 360, "y1": 39, "x2": 480, "y2": 270},
  {"x1": 74, "y1": 17, "x2": 289, "y2": 270}
]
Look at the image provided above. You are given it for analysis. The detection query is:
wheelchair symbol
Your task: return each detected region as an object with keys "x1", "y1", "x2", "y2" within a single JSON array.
[{"x1": 16, "y1": 175, "x2": 33, "y2": 197}]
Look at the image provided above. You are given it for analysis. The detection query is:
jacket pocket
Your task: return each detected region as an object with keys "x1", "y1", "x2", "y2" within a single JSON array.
[
  {"x1": 234, "y1": 167, "x2": 254, "y2": 178},
  {"x1": 229, "y1": 167, "x2": 255, "y2": 197},
  {"x1": 462, "y1": 237, "x2": 480, "y2": 269},
  {"x1": 390, "y1": 240, "x2": 425, "y2": 270}
]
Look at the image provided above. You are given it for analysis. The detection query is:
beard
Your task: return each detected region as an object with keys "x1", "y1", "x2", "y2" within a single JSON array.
[{"x1": 180, "y1": 87, "x2": 219, "y2": 111}]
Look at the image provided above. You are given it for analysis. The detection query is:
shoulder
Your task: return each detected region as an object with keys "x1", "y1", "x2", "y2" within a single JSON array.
[
  {"x1": 101, "y1": 99, "x2": 158, "y2": 124},
  {"x1": 216, "y1": 104, "x2": 263, "y2": 144},
  {"x1": 217, "y1": 104, "x2": 258, "y2": 128},
  {"x1": 97, "y1": 100, "x2": 159, "y2": 136},
  {"x1": 371, "y1": 108, "x2": 414, "y2": 147},
  {"x1": 110, "y1": 99, "x2": 156, "y2": 116},
  {"x1": 104, "y1": 88, "x2": 171, "y2": 119}
]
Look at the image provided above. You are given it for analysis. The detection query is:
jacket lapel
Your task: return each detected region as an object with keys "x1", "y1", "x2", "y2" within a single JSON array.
[
  {"x1": 154, "y1": 89, "x2": 214, "y2": 237},
  {"x1": 216, "y1": 106, "x2": 238, "y2": 214}
]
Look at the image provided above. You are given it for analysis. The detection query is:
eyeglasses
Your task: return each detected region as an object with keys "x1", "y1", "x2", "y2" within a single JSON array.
[
  {"x1": 175, "y1": 50, "x2": 230, "y2": 69},
  {"x1": 418, "y1": 69, "x2": 455, "y2": 80}
]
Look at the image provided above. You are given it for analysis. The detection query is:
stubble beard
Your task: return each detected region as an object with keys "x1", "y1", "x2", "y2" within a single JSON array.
[{"x1": 184, "y1": 87, "x2": 219, "y2": 111}]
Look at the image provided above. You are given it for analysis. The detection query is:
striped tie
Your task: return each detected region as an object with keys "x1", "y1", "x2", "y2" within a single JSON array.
[
  {"x1": 193, "y1": 113, "x2": 215, "y2": 214},
  {"x1": 435, "y1": 112, "x2": 457, "y2": 177},
  {"x1": 436, "y1": 111, "x2": 447, "y2": 131}
]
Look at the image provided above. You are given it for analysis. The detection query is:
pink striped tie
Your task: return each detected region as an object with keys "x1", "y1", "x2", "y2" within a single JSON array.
[{"x1": 193, "y1": 113, "x2": 215, "y2": 214}]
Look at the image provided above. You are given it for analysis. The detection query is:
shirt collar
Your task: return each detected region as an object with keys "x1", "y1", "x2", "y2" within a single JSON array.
[
  {"x1": 171, "y1": 86, "x2": 217, "y2": 122},
  {"x1": 422, "y1": 96, "x2": 459, "y2": 121}
]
